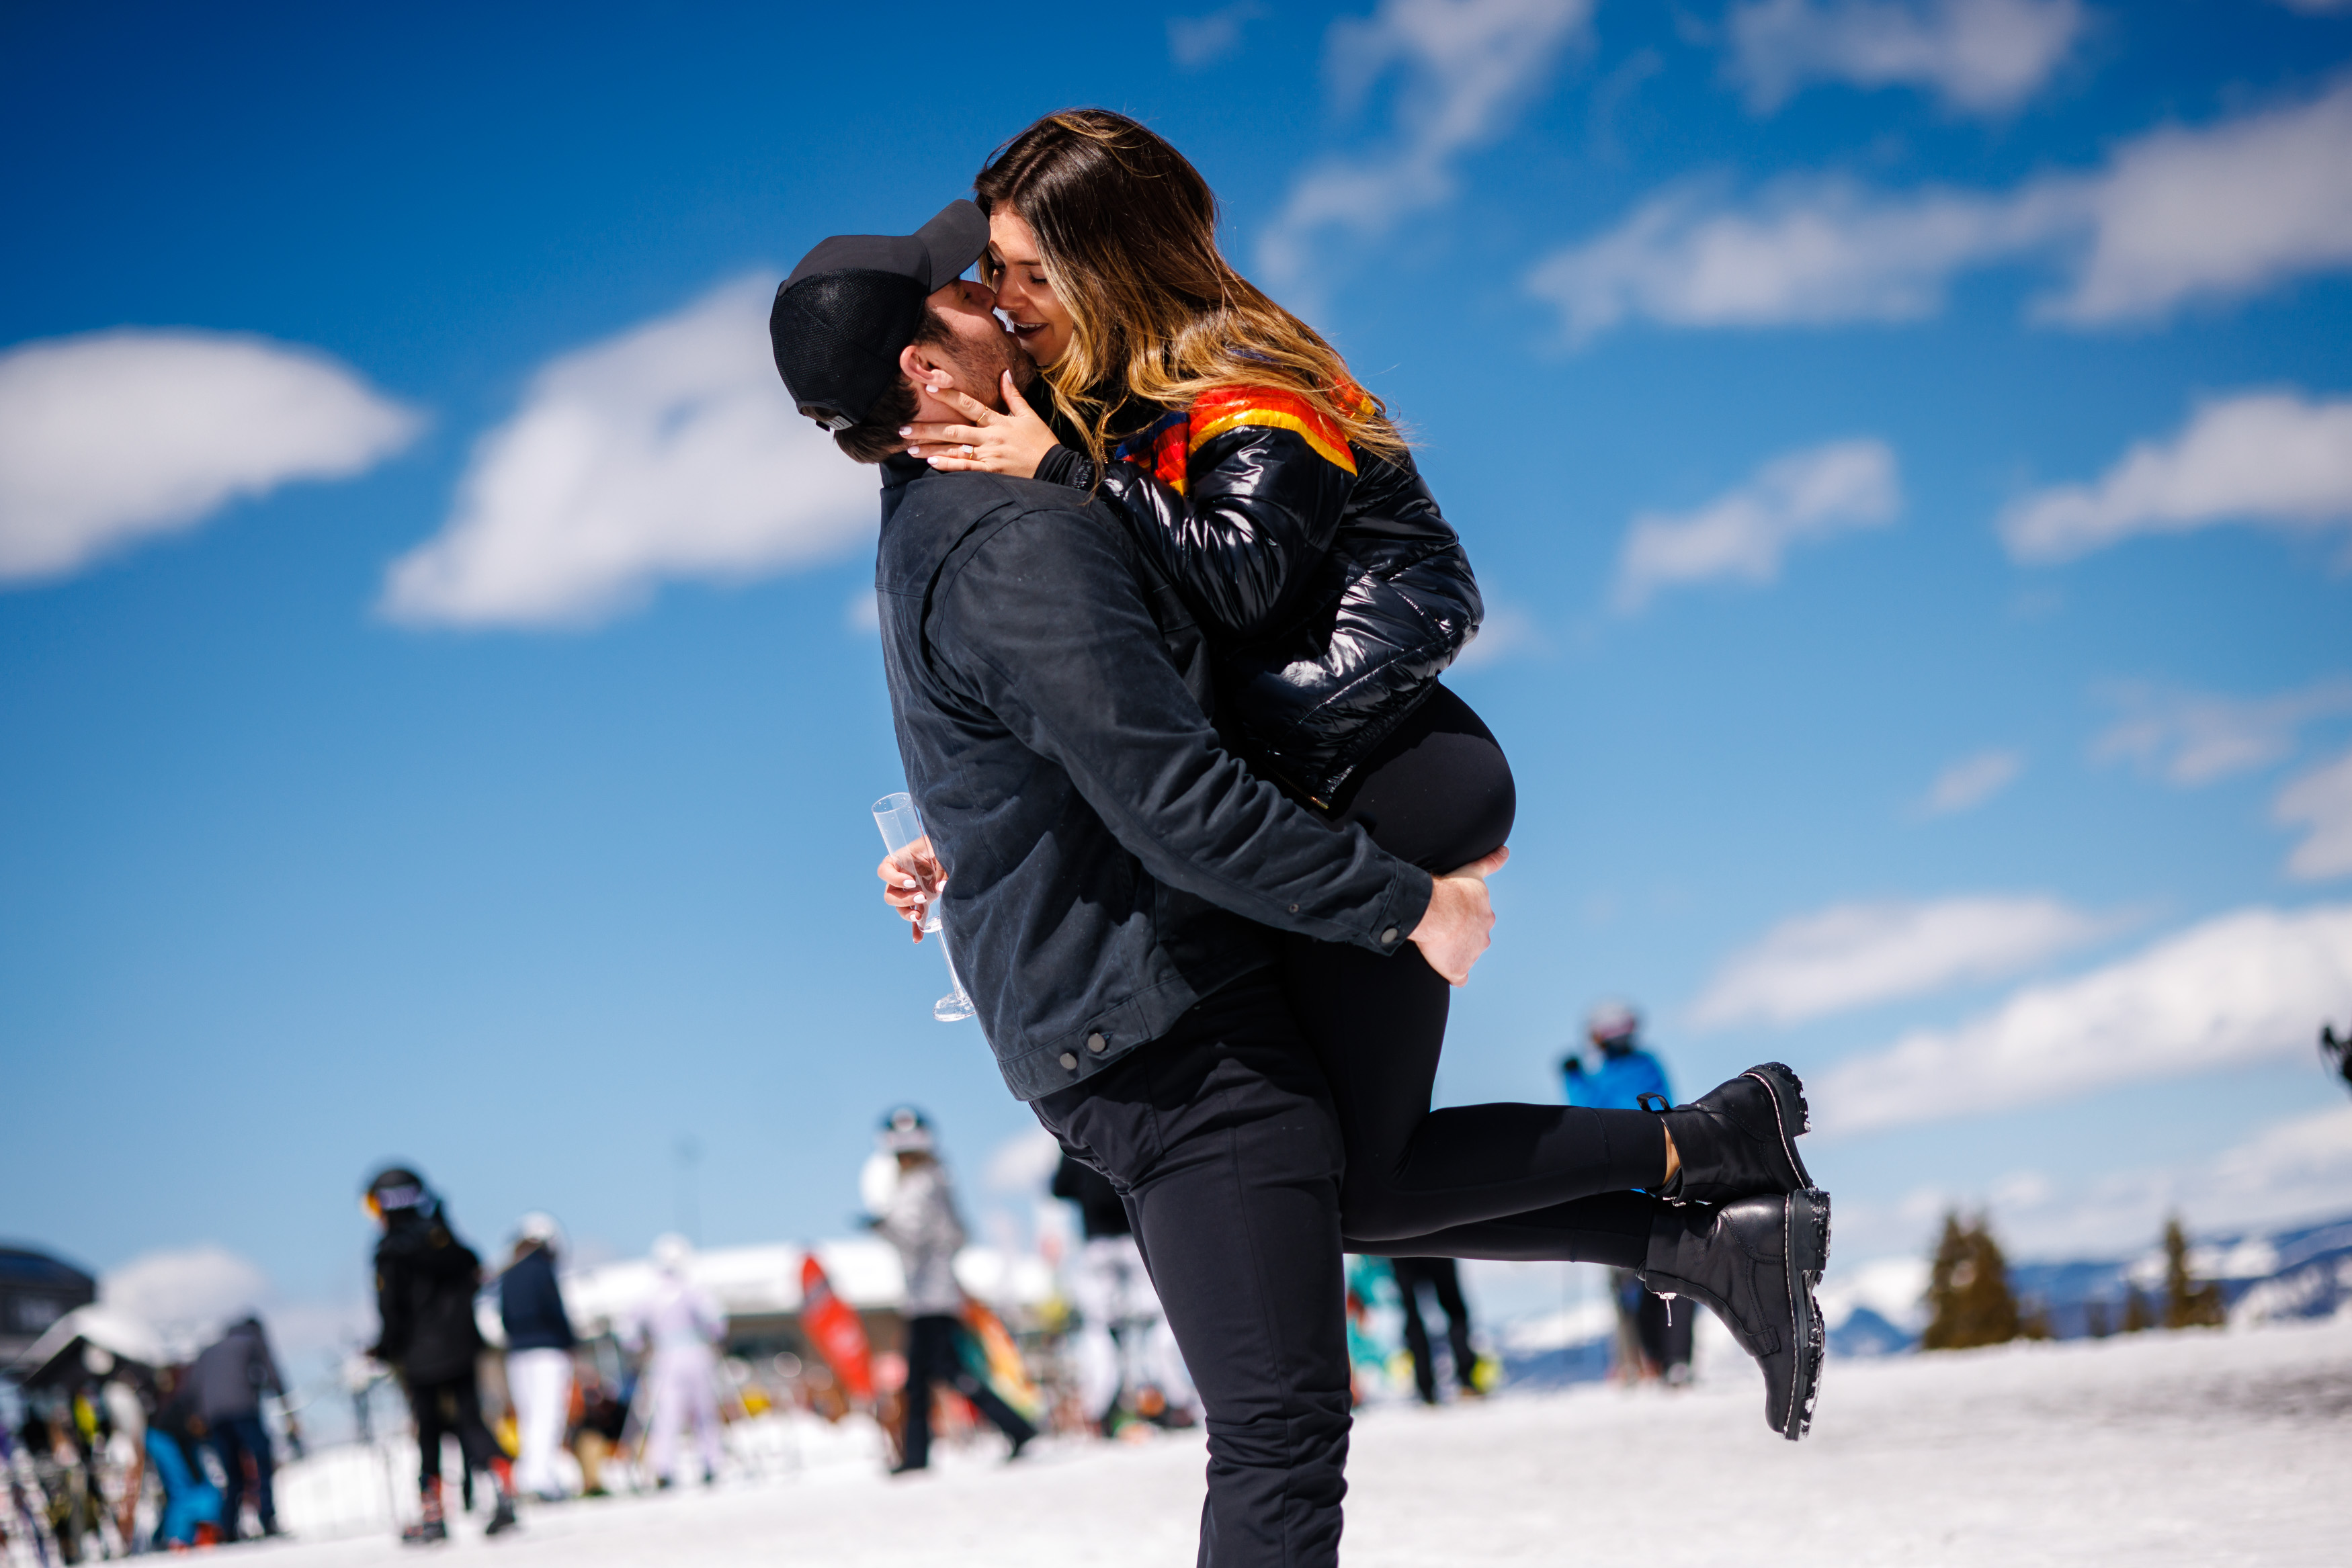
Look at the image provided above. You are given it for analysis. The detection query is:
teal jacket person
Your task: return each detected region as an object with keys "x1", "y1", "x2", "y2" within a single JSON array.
[{"x1": 1562, "y1": 1000, "x2": 1673, "y2": 1112}]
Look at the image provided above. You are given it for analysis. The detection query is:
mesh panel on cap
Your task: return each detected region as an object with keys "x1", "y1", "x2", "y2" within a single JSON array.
[{"x1": 770, "y1": 269, "x2": 925, "y2": 427}]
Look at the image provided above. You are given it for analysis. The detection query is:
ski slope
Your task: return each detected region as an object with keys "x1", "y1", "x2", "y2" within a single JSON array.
[{"x1": 265, "y1": 1315, "x2": 2350, "y2": 1567}]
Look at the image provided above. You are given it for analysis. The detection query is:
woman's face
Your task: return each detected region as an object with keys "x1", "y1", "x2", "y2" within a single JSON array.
[{"x1": 986, "y1": 209, "x2": 1073, "y2": 367}]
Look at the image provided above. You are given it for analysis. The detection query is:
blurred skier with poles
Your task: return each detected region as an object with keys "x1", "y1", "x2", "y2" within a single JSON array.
[
  {"x1": 870, "y1": 1108, "x2": 1036, "y2": 1472},
  {"x1": 498, "y1": 1213, "x2": 577, "y2": 1502},
  {"x1": 1052, "y1": 1149, "x2": 1195, "y2": 1434},
  {"x1": 1562, "y1": 1003, "x2": 1693, "y2": 1385},
  {"x1": 363, "y1": 1166, "x2": 520, "y2": 1543},
  {"x1": 621, "y1": 1235, "x2": 726, "y2": 1488}
]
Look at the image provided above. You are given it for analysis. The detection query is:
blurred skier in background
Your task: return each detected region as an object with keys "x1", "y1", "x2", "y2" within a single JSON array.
[
  {"x1": 364, "y1": 1165, "x2": 520, "y2": 1542},
  {"x1": 622, "y1": 1234, "x2": 726, "y2": 1488},
  {"x1": 499, "y1": 1213, "x2": 578, "y2": 1502},
  {"x1": 1388, "y1": 1259, "x2": 1484, "y2": 1405},
  {"x1": 1562, "y1": 1003, "x2": 1693, "y2": 1385},
  {"x1": 1052, "y1": 1150, "x2": 1197, "y2": 1434},
  {"x1": 870, "y1": 1108, "x2": 1036, "y2": 1472},
  {"x1": 189, "y1": 1313, "x2": 290, "y2": 1538}
]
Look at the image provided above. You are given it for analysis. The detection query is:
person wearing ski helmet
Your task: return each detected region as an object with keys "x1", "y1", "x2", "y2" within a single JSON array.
[
  {"x1": 868, "y1": 1108, "x2": 1036, "y2": 1472},
  {"x1": 619, "y1": 1233, "x2": 727, "y2": 1487},
  {"x1": 498, "y1": 1213, "x2": 577, "y2": 1501},
  {"x1": 1563, "y1": 1002, "x2": 1691, "y2": 1385},
  {"x1": 363, "y1": 1166, "x2": 519, "y2": 1542}
]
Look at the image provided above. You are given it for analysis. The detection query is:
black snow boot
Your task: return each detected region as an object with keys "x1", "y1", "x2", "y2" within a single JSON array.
[
  {"x1": 402, "y1": 1480, "x2": 448, "y2": 1545},
  {"x1": 1638, "y1": 1188, "x2": 1831, "y2": 1441},
  {"x1": 483, "y1": 1494, "x2": 519, "y2": 1536},
  {"x1": 1656, "y1": 1063, "x2": 1814, "y2": 1206}
]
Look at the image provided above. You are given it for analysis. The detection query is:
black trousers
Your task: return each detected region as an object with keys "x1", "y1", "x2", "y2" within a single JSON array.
[
  {"x1": 1389, "y1": 1258, "x2": 1477, "y2": 1403},
  {"x1": 208, "y1": 1413, "x2": 277, "y2": 1534},
  {"x1": 898, "y1": 1313, "x2": 1038, "y2": 1470},
  {"x1": 1035, "y1": 975, "x2": 1353, "y2": 1568},
  {"x1": 405, "y1": 1372, "x2": 503, "y2": 1492},
  {"x1": 1284, "y1": 685, "x2": 1667, "y2": 1250}
]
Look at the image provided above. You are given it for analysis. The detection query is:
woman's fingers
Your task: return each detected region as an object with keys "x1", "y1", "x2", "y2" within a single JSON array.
[{"x1": 901, "y1": 422, "x2": 986, "y2": 445}]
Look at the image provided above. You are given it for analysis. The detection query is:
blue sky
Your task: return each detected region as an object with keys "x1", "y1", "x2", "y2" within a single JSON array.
[{"x1": 5, "y1": 0, "x2": 2351, "y2": 1352}]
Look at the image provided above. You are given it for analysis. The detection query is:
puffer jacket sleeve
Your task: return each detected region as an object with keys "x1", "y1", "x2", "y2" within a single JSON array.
[{"x1": 1070, "y1": 386, "x2": 1361, "y2": 640}]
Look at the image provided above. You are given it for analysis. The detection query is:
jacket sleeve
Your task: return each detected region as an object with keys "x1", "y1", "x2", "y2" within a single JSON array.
[
  {"x1": 372, "y1": 1256, "x2": 409, "y2": 1364},
  {"x1": 935, "y1": 504, "x2": 1431, "y2": 952},
  {"x1": 1040, "y1": 387, "x2": 1360, "y2": 639}
]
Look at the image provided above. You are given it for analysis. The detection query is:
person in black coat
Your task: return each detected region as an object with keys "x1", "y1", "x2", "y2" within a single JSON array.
[
  {"x1": 189, "y1": 1315, "x2": 287, "y2": 1537},
  {"x1": 364, "y1": 1166, "x2": 518, "y2": 1542}
]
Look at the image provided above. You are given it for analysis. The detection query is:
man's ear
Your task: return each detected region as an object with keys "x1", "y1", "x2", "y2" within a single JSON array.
[{"x1": 898, "y1": 342, "x2": 953, "y2": 395}]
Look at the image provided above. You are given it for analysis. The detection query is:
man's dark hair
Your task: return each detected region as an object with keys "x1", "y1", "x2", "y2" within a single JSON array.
[{"x1": 833, "y1": 306, "x2": 957, "y2": 464}]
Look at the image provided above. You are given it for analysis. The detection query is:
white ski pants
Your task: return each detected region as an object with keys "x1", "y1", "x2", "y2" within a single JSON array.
[
  {"x1": 646, "y1": 1345, "x2": 724, "y2": 1483},
  {"x1": 506, "y1": 1348, "x2": 574, "y2": 1497}
]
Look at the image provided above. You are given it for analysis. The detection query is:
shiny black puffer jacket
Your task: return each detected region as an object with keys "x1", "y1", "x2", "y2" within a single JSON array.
[{"x1": 1036, "y1": 386, "x2": 1482, "y2": 805}]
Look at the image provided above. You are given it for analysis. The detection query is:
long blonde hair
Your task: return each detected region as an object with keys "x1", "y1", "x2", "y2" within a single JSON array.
[{"x1": 973, "y1": 110, "x2": 1406, "y2": 471}]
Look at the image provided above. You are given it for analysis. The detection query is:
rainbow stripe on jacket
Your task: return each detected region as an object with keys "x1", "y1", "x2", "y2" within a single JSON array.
[{"x1": 1109, "y1": 382, "x2": 1369, "y2": 496}]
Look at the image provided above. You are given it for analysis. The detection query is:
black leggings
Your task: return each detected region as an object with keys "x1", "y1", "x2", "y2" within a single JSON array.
[
  {"x1": 1282, "y1": 684, "x2": 1665, "y2": 1263},
  {"x1": 405, "y1": 1372, "x2": 503, "y2": 1489}
]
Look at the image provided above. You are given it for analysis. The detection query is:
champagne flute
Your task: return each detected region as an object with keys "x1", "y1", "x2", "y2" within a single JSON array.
[{"x1": 871, "y1": 792, "x2": 976, "y2": 1022}]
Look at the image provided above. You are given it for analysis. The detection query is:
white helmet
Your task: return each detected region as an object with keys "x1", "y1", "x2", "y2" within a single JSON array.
[
  {"x1": 1586, "y1": 999, "x2": 1640, "y2": 1049},
  {"x1": 878, "y1": 1105, "x2": 935, "y2": 1156},
  {"x1": 516, "y1": 1211, "x2": 562, "y2": 1249},
  {"x1": 651, "y1": 1233, "x2": 694, "y2": 1274}
]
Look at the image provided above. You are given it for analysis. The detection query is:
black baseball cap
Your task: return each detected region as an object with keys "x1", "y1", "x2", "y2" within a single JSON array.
[{"x1": 770, "y1": 200, "x2": 992, "y2": 432}]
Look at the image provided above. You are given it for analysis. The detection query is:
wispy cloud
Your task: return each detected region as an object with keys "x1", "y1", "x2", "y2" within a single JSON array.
[
  {"x1": 1169, "y1": 1, "x2": 1266, "y2": 70},
  {"x1": 2093, "y1": 676, "x2": 2352, "y2": 786},
  {"x1": 1613, "y1": 438, "x2": 1898, "y2": 612},
  {"x1": 2276, "y1": 748, "x2": 2352, "y2": 881},
  {"x1": 1257, "y1": 0, "x2": 1595, "y2": 288},
  {"x1": 1836, "y1": 1104, "x2": 2352, "y2": 1262},
  {"x1": 1999, "y1": 391, "x2": 2352, "y2": 565},
  {"x1": 1690, "y1": 893, "x2": 2111, "y2": 1029},
  {"x1": 1452, "y1": 602, "x2": 1544, "y2": 669},
  {"x1": 0, "y1": 329, "x2": 420, "y2": 586},
  {"x1": 1527, "y1": 79, "x2": 2352, "y2": 342},
  {"x1": 1724, "y1": 0, "x2": 2087, "y2": 116},
  {"x1": 1815, "y1": 904, "x2": 2352, "y2": 1135},
  {"x1": 383, "y1": 275, "x2": 874, "y2": 629},
  {"x1": 1917, "y1": 748, "x2": 2025, "y2": 816},
  {"x1": 983, "y1": 1127, "x2": 1063, "y2": 1196}
]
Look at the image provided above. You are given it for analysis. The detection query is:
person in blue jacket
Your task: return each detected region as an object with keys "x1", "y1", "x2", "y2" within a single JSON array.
[
  {"x1": 499, "y1": 1213, "x2": 578, "y2": 1502},
  {"x1": 1562, "y1": 1002, "x2": 1693, "y2": 1384}
]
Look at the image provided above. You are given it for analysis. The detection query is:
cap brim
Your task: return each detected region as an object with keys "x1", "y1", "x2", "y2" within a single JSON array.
[{"x1": 914, "y1": 200, "x2": 990, "y2": 291}]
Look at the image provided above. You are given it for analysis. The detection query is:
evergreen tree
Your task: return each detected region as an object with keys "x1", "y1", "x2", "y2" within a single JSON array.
[
  {"x1": 2083, "y1": 1299, "x2": 2111, "y2": 1339},
  {"x1": 2122, "y1": 1287, "x2": 2155, "y2": 1333},
  {"x1": 1921, "y1": 1211, "x2": 2023, "y2": 1350},
  {"x1": 2160, "y1": 1215, "x2": 2227, "y2": 1330}
]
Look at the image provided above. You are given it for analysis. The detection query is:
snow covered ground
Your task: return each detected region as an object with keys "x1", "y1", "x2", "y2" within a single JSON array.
[{"x1": 256, "y1": 1316, "x2": 2350, "y2": 1567}]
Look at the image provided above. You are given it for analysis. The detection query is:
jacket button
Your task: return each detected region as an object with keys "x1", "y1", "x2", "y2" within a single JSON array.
[
  {"x1": 1059, "y1": 1053, "x2": 1079, "y2": 1071},
  {"x1": 1087, "y1": 1031, "x2": 1107, "y2": 1053},
  {"x1": 1288, "y1": 904, "x2": 1300, "y2": 914},
  {"x1": 1380, "y1": 926, "x2": 1400, "y2": 945}
]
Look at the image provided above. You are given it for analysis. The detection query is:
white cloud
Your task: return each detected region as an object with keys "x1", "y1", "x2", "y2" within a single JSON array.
[
  {"x1": 2276, "y1": 748, "x2": 2352, "y2": 881},
  {"x1": 101, "y1": 1244, "x2": 272, "y2": 1357},
  {"x1": 0, "y1": 329, "x2": 420, "y2": 585},
  {"x1": 1816, "y1": 904, "x2": 2352, "y2": 1135},
  {"x1": 1691, "y1": 893, "x2": 2111, "y2": 1029},
  {"x1": 1169, "y1": 1, "x2": 1266, "y2": 69},
  {"x1": 1527, "y1": 81, "x2": 2352, "y2": 341},
  {"x1": 2093, "y1": 676, "x2": 2352, "y2": 786},
  {"x1": 983, "y1": 1127, "x2": 1064, "y2": 1196},
  {"x1": 1917, "y1": 748, "x2": 2024, "y2": 816},
  {"x1": 1845, "y1": 1104, "x2": 2352, "y2": 1263},
  {"x1": 1452, "y1": 603, "x2": 1544, "y2": 669},
  {"x1": 1257, "y1": 0, "x2": 1595, "y2": 286},
  {"x1": 1999, "y1": 392, "x2": 2352, "y2": 564},
  {"x1": 1613, "y1": 438, "x2": 1898, "y2": 611},
  {"x1": 1725, "y1": 0, "x2": 2087, "y2": 116},
  {"x1": 382, "y1": 275, "x2": 875, "y2": 628}
]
